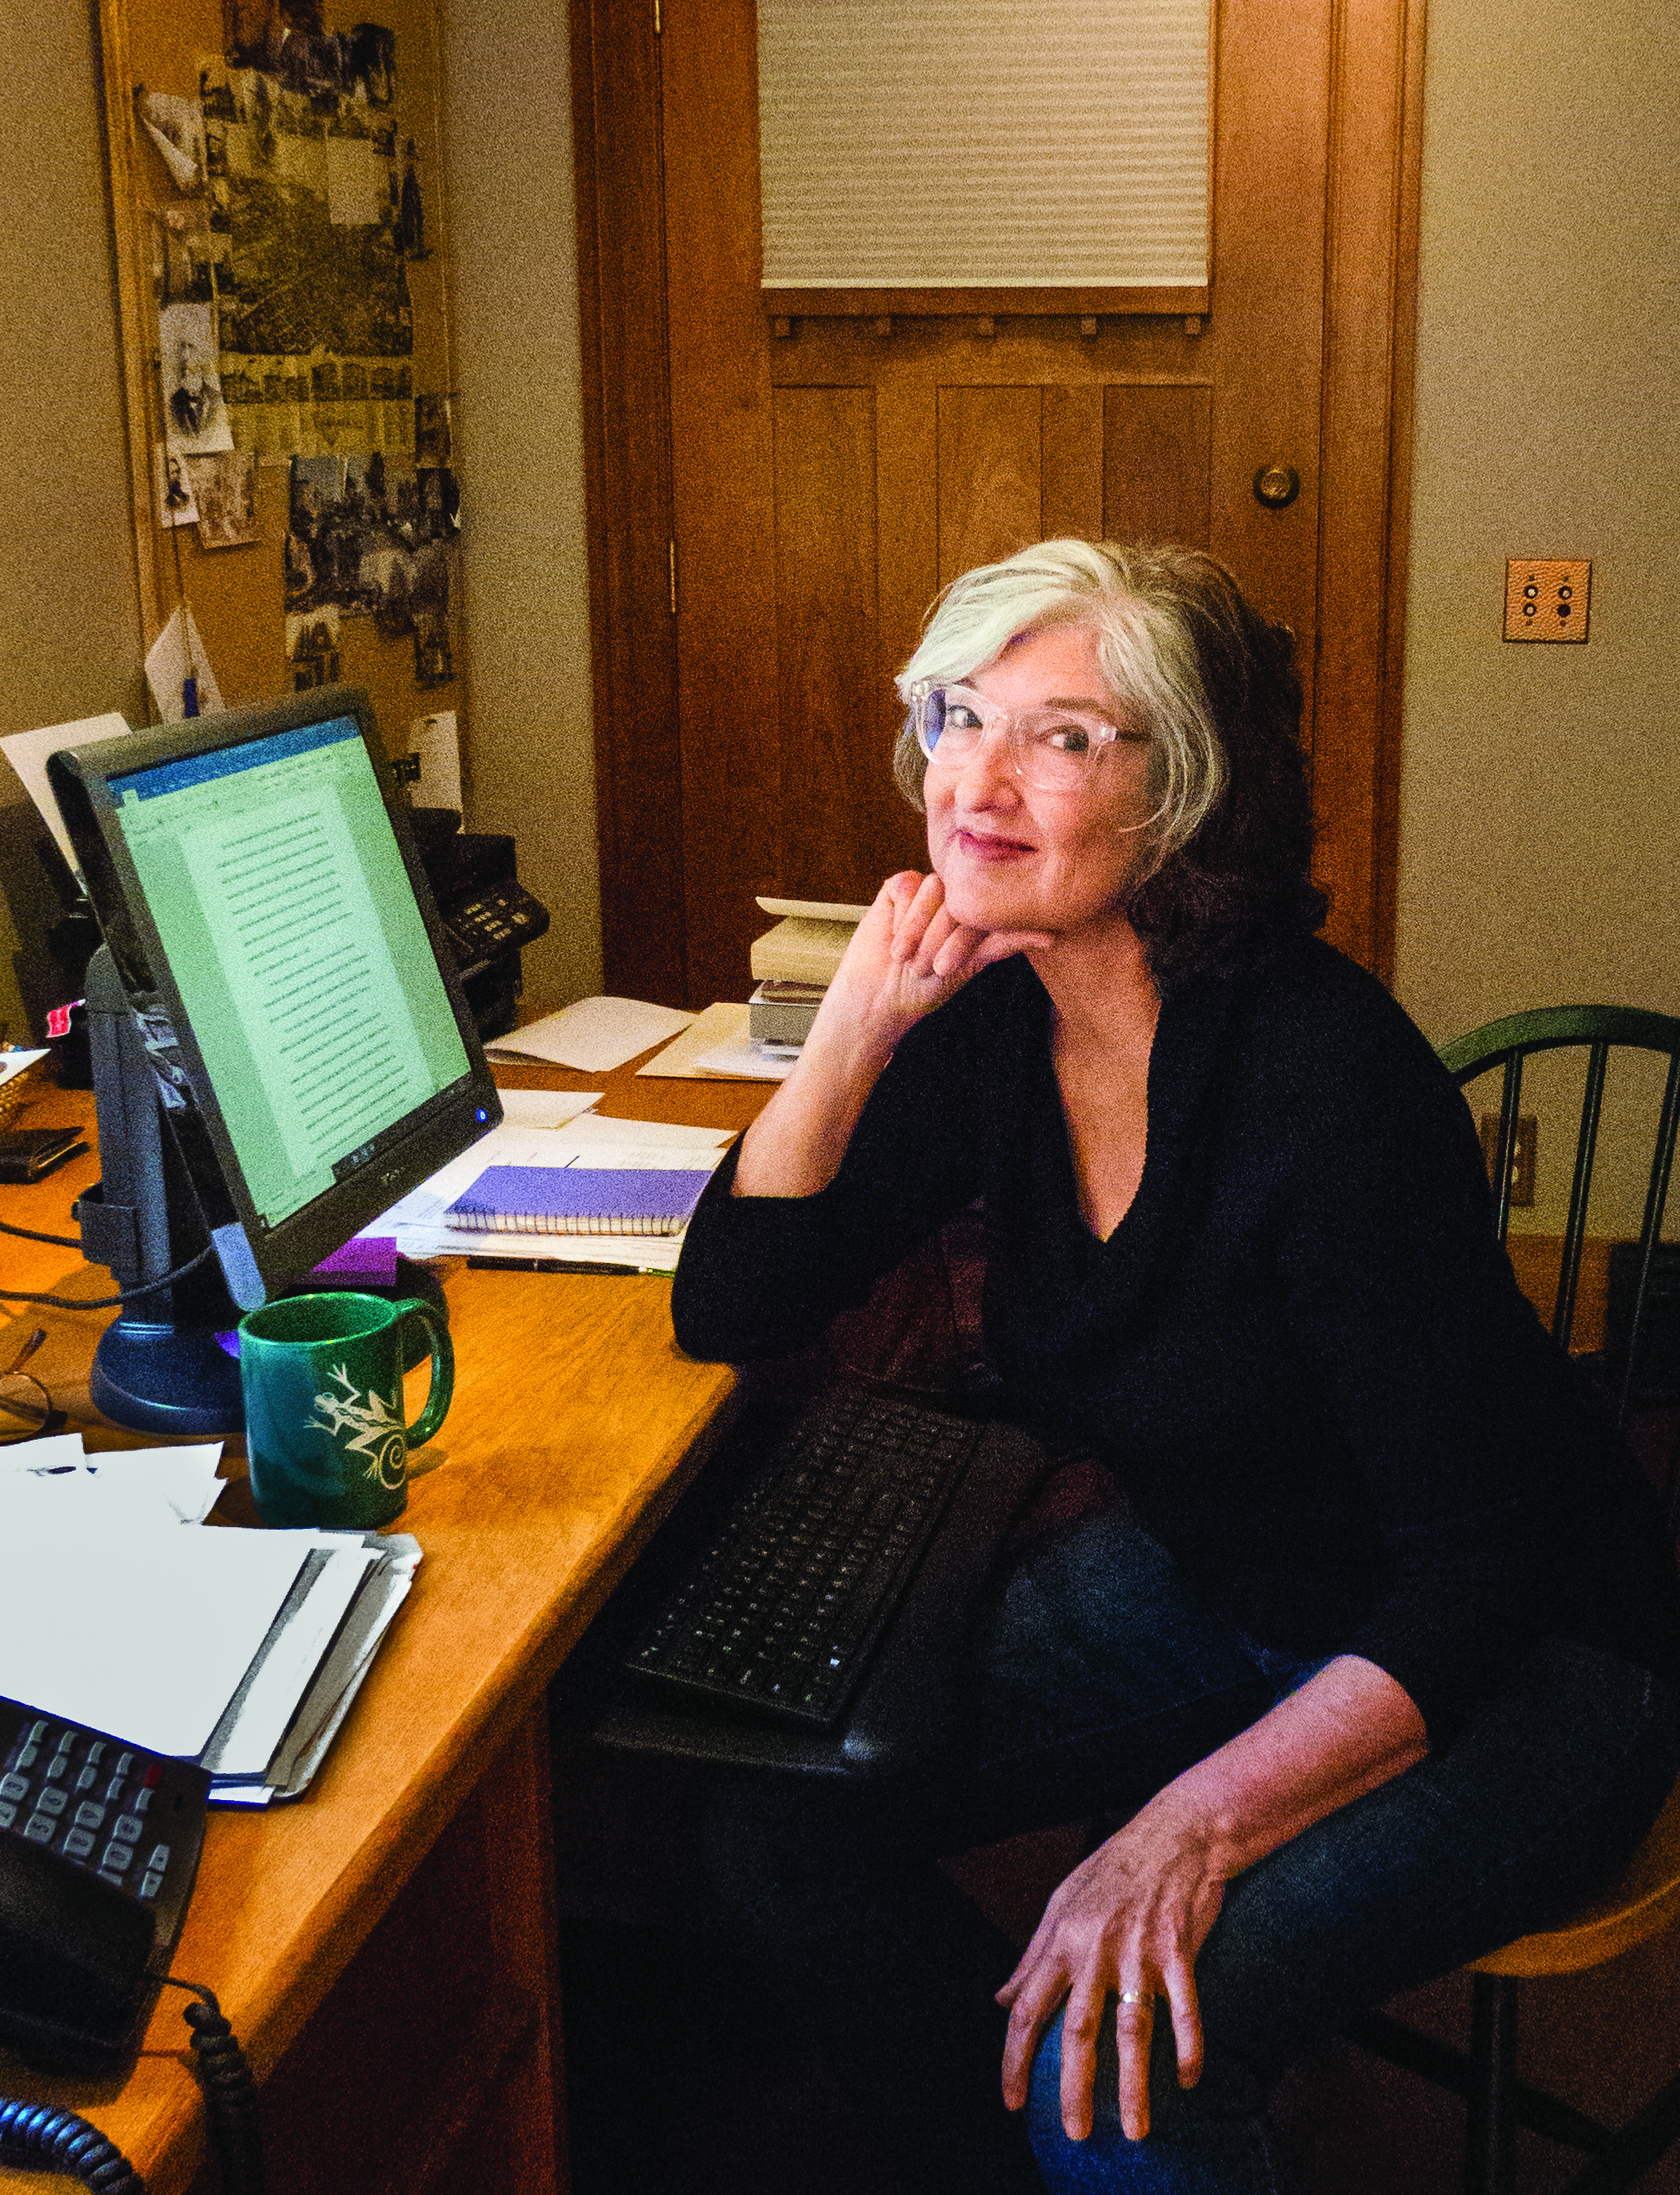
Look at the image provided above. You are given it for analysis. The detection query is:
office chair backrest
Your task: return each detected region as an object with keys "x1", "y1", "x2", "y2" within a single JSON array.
[{"x1": 1438, "y1": 1006, "x2": 1680, "y2": 1432}]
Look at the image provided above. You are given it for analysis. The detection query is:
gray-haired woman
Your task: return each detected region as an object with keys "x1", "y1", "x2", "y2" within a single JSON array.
[{"x1": 674, "y1": 541, "x2": 1680, "y2": 2194}]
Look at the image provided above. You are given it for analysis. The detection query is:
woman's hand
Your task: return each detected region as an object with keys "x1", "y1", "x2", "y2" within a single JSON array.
[
  {"x1": 997, "y1": 1790, "x2": 1233, "y2": 2143},
  {"x1": 815, "y1": 870, "x2": 1050, "y2": 1057},
  {"x1": 731, "y1": 871, "x2": 1047, "y2": 1200},
  {"x1": 994, "y1": 1656, "x2": 1430, "y2": 2145}
]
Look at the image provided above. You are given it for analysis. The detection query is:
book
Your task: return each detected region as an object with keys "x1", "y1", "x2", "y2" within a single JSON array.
[
  {"x1": 749, "y1": 981, "x2": 824, "y2": 1046},
  {"x1": 749, "y1": 896, "x2": 868, "y2": 985},
  {"x1": 445, "y1": 1163, "x2": 714, "y2": 1236},
  {"x1": 750, "y1": 916, "x2": 860, "y2": 985}
]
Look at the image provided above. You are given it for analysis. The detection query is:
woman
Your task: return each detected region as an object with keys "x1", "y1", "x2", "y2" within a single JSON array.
[{"x1": 671, "y1": 541, "x2": 1680, "y2": 2193}]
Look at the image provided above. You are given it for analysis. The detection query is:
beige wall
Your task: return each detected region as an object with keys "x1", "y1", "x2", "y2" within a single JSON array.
[
  {"x1": 1395, "y1": 0, "x2": 1679, "y2": 1237},
  {"x1": 1395, "y1": 0, "x2": 1680, "y2": 1042},
  {"x1": 439, "y1": 0, "x2": 602, "y2": 1013},
  {"x1": 0, "y1": 4, "x2": 144, "y2": 1039}
]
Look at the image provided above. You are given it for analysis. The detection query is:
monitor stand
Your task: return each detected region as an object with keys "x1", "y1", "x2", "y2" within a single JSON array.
[{"x1": 77, "y1": 949, "x2": 245, "y2": 1436}]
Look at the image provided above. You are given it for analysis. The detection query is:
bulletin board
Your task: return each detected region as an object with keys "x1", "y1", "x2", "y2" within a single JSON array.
[{"x1": 96, "y1": 0, "x2": 462, "y2": 764}]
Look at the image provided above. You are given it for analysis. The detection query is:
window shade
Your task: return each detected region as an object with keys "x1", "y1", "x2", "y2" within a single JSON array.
[{"x1": 758, "y1": 0, "x2": 1211, "y2": 291}]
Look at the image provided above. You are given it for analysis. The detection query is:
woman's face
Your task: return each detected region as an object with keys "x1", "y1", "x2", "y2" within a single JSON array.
[{"x1": 924, "y1": 620, "x2": 1156, "y2": 943}]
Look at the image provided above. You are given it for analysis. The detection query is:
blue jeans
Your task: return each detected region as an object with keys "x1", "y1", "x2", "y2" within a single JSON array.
[{"x1": 701, "y1": 1512, "x2": 1680, "y2": 2195}]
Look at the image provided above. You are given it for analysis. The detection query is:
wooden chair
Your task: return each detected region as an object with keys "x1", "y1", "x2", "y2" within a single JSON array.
[{"x1": 1347, "y1": 1004, "x2": 1680, "y2": 2194}]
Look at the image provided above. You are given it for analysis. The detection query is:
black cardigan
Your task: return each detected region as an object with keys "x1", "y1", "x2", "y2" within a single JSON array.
[{"x1": 672, "y1": 937, "x2": 1680, "y2": 1745}]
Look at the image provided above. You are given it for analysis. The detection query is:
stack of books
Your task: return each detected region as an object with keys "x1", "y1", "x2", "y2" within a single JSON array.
[{"x1": 748, "y1": 897, "x2": 869, "y2": 1052}]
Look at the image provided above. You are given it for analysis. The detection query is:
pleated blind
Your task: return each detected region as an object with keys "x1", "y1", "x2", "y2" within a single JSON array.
[{"x1": 758, "y1": 0, "x2": 1210, "y2": 290}]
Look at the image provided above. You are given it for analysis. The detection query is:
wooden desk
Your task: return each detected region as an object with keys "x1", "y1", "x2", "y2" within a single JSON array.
[{"x1": 0, "y1": 1054, "x2": 771, "y2": 2193}]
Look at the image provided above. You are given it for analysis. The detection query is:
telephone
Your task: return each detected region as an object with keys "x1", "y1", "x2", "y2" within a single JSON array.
[{"x1": 0, "y1": 1694, "x2": 210, "y2": 2075}]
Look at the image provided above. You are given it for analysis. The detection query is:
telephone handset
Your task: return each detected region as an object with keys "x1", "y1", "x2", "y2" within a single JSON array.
[{"x1": 0, "y1": 1694, "x2": 210, "y2": 2075}]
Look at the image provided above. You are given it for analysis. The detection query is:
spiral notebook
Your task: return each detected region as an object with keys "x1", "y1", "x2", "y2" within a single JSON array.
[{"x1": 444, "y1": 1163, "x2": 714, "y2": 1237}]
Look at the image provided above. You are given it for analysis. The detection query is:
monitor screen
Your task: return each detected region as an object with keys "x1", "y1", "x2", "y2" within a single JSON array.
[{"x1": 49, "y1": 689, "x2": 500, "y2": 1298}]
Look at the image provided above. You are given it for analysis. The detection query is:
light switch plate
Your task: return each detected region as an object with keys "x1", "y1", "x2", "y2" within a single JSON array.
[{"x1": 1504, "y1": 559, "x2": 1591, "y2": 643}]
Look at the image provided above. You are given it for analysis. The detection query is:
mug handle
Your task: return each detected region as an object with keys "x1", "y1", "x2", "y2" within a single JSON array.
[{"x1": 392, "y1": 1297, "x2": 454, "y2": 1451}]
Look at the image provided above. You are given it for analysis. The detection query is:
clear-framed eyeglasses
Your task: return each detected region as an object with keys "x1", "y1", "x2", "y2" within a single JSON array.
[
  {"x1": 908, "y1": 681, "x2": 1147, "y2": 793},
  {"x1": 0, "y1": 1328, "x2": 65, "y2": 1445}
]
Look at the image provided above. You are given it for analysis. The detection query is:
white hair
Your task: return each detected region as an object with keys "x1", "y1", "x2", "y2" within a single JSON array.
[{"x1": 893, "y1": 540, "x2": 1229, "y2": 871}]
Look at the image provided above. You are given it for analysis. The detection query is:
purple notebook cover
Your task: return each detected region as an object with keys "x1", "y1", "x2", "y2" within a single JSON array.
[{"x1": 446, "y1": 1165, "x2": 713, "y2": 1230}]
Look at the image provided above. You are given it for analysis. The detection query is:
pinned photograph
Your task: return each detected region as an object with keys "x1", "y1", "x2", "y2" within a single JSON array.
[
  {"x1": 159, "y1": 301, "x2": 234, "y2": 453},
  {"x1": 153, "y1": 446, "x2": 200, "y2": 529},
  {"x1": 137, "y1": 90, "x2": 206, "y2": 192},
  {"x1": 414, "y1": 394, "x2": 451, "y2": 465},
  {"x1": 185, "y1": 450, "x2": 261, "y2": 548},
  {"x1": 286, "y1": 606, "x2": 342, "y2": 690}
]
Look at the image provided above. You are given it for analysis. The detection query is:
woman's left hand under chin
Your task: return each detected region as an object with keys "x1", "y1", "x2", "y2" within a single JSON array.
[{"x1": 996, "y1": 1788, "x2": 1235, "y2": 2144}]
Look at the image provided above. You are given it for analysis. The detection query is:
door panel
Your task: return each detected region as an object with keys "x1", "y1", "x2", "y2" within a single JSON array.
[
  {"x1": 572, "y1": 0, "x2": 1423, "y2": 1008},
  {"x1": 937, "y1": 385, "x2": 1045, "y2": 585},
  {"x1": 1102, "y1": 385, "x2": 1213, "y2": 547}
]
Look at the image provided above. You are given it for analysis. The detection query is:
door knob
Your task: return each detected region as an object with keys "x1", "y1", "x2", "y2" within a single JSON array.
[{"x1": 1252, "y1": 464, "x2": 1300, "y2": 509}]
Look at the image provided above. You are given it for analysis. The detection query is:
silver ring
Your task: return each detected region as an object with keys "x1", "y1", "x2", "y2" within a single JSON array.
[{"x1": 1118, "y1": 1990, "x2": 1150, "y2": 2006}]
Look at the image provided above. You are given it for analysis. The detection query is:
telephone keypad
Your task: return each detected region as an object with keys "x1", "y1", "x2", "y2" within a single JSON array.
[{"x1": 0, "y1": 1695, "x2": 210, "y2": 2030}]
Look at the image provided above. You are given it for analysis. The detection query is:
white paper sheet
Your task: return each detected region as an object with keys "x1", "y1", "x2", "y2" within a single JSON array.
[
  {"x1": 692, "y1": 1034, "x2": 798, "y2": 1082},
  {"x1": 635, "y1": 1003, "x2": 753, "y2": 1078},
  {"x1": 0, "y1": 1441, "x2": 224, "y2": 1527},
  {"x1": 484, "y1": 995, "x2": 695, "y2": 1072},
  {"x1": 493, "y1": 1087, "x2": 602, "y2": 1128},
  {"x1": 1, "y1": 714, "x2": 132, "y2": 872},
  {"x1": 145, "y1": 605, "x2": 225, "y2": 723},
  {"x1": 0, "y1": 1526, "x2": 312, "y2": 1757},
  {"x1": 0, "y1": 1048, "x2": 48, "y2": 1090}
]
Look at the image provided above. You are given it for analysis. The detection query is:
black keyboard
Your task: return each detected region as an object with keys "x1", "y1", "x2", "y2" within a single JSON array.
[{"x1": 624, "y1": 1385, "x2": 986, "y2": 1728}]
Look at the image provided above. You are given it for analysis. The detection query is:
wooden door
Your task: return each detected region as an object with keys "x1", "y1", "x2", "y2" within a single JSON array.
[{"x1": 572, "y1": 0, "x2": 1425, "y2": 1011}]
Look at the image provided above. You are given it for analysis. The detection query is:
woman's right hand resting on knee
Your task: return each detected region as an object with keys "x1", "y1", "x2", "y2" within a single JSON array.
[
  {"x1": 732, "y1": 871, "x2": 1050, "y2": 1200},
  {"x1": 997, "y1": 1654, "x2": 1428, "y2": 2145}
]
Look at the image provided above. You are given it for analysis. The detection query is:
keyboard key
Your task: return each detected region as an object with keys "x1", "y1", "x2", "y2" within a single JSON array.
[
  {"x1": 100, "y1": 1841, "x2": 133, "y2": 1873},
  {"x1": 74, "y1": 1802, "x2": 106, "y2": 1831},
  {"x1": 0, "y1": 1802, "x2": 13, "y2": 1830},
  {"x1": 36, "y1": 1787, "x2": 68, "y2": 1817},
  {"x1": 84, "y1": 1742, "x2": 105, "y2": 1767},
  {"x1": 26, "y1": 1720, "x2": 47, "y2": 1745},
  {"x1": 113, "y1": 1751, "x2": 134, "y2": 1778},
  {"x1": 0, "y1": 1773, "x2": 28, "y2": 1803},
  {"x1": 42, "y1": 1756, "x2": 68, "y2": 1782},
  {"x1": 132, "y1": 1788, "x2": 154, "y2": 1816},
  {"x1": 98, "y1": 1869, "x2": 126, "y2": 1887},
  {"x1": 146, "y1": 1843, "x2": 171, "y2": 1872},
  {"x1": 61, "y1": 1828, "x2": 95, "y2": 1860},
  {"x1": 112, "y1": 1814, "x2": 142, "y2": 1843},
  {"x1": 23, "y1": 1815, "x2": 55, "y2": 1843},
  {"x1": 55, "y1": 1730, "x2": 75, "y2": 1754},
  {"x1": 14, "y1": 1745, "x2": 37, "y2": 1771},
  {"x1": 139, "y1": 1870, "x2": 165, "y2": 1900},
  {"x1": 75, "y1": 1766, "x2": 98, "y2": 1793},
  {"x1": 105, "y1": 1777, "x2": 128, "y2": 1805}
]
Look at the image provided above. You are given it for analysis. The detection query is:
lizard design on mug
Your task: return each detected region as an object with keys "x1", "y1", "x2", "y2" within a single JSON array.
[{"x1": 307, "y1": 1365, "x2": 408, "y2": 1490}]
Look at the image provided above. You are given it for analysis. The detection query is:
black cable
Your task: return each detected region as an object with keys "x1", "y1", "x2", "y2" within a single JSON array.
[
  {"x1": 0, "y1": 2096, "x2": 145, "y2": 2191},
  {"x1": 0, "y1": 1237, "x2": 216, "y2": 1311},
  {"x1": 0, "y1": 1217, "x2": 84, "y2": 1247},
  {"x1": 165, "y1": 1981, "x2": 265, "y2": 2195}
]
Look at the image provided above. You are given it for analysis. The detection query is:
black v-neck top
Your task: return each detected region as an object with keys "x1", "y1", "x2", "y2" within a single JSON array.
[{"x1": 672, "y1": 936, "x2": 1680, "y2": 1745}]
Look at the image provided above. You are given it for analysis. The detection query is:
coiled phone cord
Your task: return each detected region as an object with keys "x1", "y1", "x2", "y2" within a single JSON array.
[
  {"x1": 169, "y1": 1981, "x2": 265, "y2": 2195},
  {"x1": 0, "y1": 2097, "x2": 143, "y2": 2191},
  {"x1": 0, "y1": 1984, "x2": 264, "y2": 2195}
]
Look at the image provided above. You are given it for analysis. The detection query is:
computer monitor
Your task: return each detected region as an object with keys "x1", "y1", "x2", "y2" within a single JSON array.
[{"x1": 48, "y1": 688, "x2": 502, "y2": 1432}]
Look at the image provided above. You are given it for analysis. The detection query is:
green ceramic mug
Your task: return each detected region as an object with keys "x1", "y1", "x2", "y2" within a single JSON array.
[{"x1": 239, "y1": 1292, "x2": 453, "y2": 1530}]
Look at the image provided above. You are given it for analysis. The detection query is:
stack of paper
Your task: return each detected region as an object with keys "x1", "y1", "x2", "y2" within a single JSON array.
[
  {"x1": 361, "y1": 1109, "x2": 736, "y2": 1272},
  {"x1": 0, "y1": 1435, "x2": 419, "y2": 1806}
]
